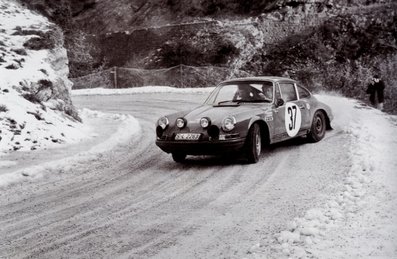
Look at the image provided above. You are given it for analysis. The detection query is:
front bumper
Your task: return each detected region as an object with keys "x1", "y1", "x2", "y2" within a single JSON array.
[{"x1": 155, "y1": 137, "x2": 246, "y2": 155}]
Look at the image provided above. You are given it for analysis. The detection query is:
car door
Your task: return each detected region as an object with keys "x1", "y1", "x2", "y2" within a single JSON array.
[
  {"x1": 296, "y1": 84, "x2": 312, "y2": 130},
  {"x1": 272, "y1": 83, "x2": 285, "y2": 142},
  {"x1": 273, "y1": 81, "x2": 308, "y2": 141}
]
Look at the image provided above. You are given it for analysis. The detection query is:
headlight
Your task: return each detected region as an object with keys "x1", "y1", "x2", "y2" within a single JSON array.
[
  {"x1": 176, "y1": 117, "x2": 186, "y2": 129},
  {"x1": 200, "y1": 117, "x2": 211, "y2": 128},
  {"x1": 158, "y1": 117, "x2": 169, "y2": 130},
  {"x1": 222, "y1": 116, "x2": 236, "y2": 131}
]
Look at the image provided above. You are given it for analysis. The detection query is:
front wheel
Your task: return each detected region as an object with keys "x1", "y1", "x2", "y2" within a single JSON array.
[
  {"x1": 244, "y1": 124, "x2": 261, "y2": 163},
  {"x1": 172, "y1": 153, "x2": 186, "y2": 163},
  {"x1": 307, "y1": 111, "x2": 326, "y2": 142}
]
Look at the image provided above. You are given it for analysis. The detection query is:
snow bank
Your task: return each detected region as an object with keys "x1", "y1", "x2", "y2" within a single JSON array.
[
  {"x1": 72, "y1": 86, "x2": 215, "y2": 96},
  {"x1": 0, "y1": 109, "x2": 141, "y2": 187},
  {"x1": 78, "y1": 108, "x2": 141, "y2": 153},
  {"x1": 269, "y1": 94, "x2": 397, "y2": 258}
]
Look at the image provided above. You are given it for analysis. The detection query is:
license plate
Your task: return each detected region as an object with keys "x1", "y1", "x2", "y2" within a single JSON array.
[{"x1": 175, "y1": 133, "x2": 201, "y2": 141}]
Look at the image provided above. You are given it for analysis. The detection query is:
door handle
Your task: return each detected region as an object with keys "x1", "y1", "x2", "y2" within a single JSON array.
[{"x1": 298, "y1": 104, "x2": 305, "y2": 109}]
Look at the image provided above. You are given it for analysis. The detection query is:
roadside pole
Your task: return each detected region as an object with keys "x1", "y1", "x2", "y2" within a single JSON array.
[
  {"x1": 110, "y1": 66, "x2": 118, "y2": 88},
  {"x1": 180, "y1": 64, "x2": 183, "y2": 88}
]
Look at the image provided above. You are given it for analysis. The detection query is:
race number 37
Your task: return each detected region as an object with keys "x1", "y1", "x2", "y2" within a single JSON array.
[{"x1": 284, "y1": 102, "x2": 302, "y2": 137}]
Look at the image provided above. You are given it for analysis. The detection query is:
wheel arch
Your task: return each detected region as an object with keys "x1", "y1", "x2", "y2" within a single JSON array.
[
  {"x1": 248, "y1": 118, "x2": 270, "y2": 145},
  {"x1": 316, "y1": 109, "x2": 332, "y2": 130}
]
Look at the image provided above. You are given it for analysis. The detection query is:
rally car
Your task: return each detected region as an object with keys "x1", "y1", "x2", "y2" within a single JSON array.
[{"x1": 155, "y1": 76, "x2": 333, "y2": 163}]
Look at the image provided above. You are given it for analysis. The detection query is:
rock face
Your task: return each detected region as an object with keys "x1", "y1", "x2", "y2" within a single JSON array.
[
  {"x1": 46, "y1": 38, "x2": 79, "y2": 118},
  {"x1": 0, "y1": 0, "x2": 78, "y2": 120},
  {"x1": 0, "y1": 0, "x2": 82, "y2": 153}
]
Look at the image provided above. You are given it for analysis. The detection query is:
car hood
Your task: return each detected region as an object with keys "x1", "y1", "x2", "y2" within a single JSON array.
[{"x1": 181, "y1": 104, "x2": 272, "y2": 124}]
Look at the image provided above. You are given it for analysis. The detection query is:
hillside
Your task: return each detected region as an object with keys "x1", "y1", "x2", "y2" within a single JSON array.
[
  {"x1": 245, "y1": 4, "x2": 397, "y2": 112},
  {"x1": 0, "y1": 0, "x2": 84, "y2": 154},
  {"x1": 19, "y1": 0, "x2": 397, "y2": 113}
]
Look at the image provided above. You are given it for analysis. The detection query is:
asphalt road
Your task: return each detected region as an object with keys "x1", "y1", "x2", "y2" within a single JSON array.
[{"x1": 0, "y1": 93, "x2": 350, "y2": 258}]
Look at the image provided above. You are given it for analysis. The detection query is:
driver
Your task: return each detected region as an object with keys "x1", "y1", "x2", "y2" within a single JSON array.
[{"x1": 262, "y1": 82, "x2": 273, "y2": 101}]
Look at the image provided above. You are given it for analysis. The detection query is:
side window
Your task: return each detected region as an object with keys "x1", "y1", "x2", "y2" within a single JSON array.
[
  {"x1": 274, "y1": 84, "x2": 281, "y2": 101},
  {"x1": 297, "y1": 85, "x2": 311, "y2": 99},
  {"x1": 279, "y1": 83, "x2": 297, "y2": 102}
]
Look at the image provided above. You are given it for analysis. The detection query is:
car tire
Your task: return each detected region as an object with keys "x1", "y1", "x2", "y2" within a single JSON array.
[
  {"x1": 308, "y1": 111, "x2": 326, "y2": 142},
  {"x1": 245, "y1": 123, "x2": 261, "y2": 163},
  {"x1": 172, "y1": 153, "x2": 186, "y2": 163}
]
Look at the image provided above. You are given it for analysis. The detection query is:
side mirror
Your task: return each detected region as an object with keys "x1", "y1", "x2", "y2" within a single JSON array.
[{"x1": 276, "y1": 98, "x2": 284, "y2": 107}]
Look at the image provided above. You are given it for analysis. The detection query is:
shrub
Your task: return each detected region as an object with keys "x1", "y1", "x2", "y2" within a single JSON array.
[
  {"x1": 37, "y1": 79, "x2": 53, "y2": 90},
  {"x1": 145, "y1": 35, "x2": 239, "y2": 69},
  {"x1": 22, "y1": 93, "x2": 41, "y2": 103},
  {"x1": 12, "y1": 48, "x2": 27, "y2": 55},
  {"x1": 39, "y1": 68, "x2": 48, "y2": 75},
  {"x1": 0, "y1": 104, "x2": 8, "y2": 112},
  {"x1": 23, "y1": 35, "x2": 55, "y2": 50},
  {"x1": 14, "y1": 58, "x2": 25, "y2": 66},
  {"x1": 12, "y1": 27, "x2": 44, "y2": 36},
  {"x1": 5, "y1": 64, "x2": 18, "y2": 69},
  {"x1": 23, "y1": 27, "x2": 60, "y2": 51},
  {"x1": 27, "y1": 111, "x2": 43, "y2": 120}
]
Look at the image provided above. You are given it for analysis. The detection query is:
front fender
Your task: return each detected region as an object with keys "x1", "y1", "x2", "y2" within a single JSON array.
[
  {"x1": 248, "y1": 116, "x2": 262, "y2": 130},
  {"x1": 248, "y1": 117, "x2": 271, "y2": 144}
]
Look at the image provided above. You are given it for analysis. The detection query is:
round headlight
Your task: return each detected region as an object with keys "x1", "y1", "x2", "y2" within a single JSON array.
[
  {"x1": 222, "y1": 116, "x2": 236, "y2": 131},
  {"x1": 200, "y1": 117, "x2": 211, "y2": 128},
  {"x1": 158, "y1": 117, "x2": 169, "y2": 130},
  {"x1": 176, "y1": 118, "x2": 186, "y2": 129}
]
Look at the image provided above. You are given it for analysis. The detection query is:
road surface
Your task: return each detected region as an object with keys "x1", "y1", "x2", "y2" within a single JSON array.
[{"x1": 0, "y1": 93, "x2": 350, "y2": 258}]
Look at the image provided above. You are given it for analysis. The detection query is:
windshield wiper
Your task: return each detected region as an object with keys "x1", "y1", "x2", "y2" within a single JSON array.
[
  {"x1": 237, "y1": 99, "x2": 272, "y2": 103},
  {"x1": 217, "y1": 100, "x2": 239, "y2": 105}
]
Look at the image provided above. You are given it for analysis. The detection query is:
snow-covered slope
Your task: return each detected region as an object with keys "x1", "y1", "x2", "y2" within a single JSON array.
[{"x1": 0, "y1": 0, "x2": 86, "y2": 154}]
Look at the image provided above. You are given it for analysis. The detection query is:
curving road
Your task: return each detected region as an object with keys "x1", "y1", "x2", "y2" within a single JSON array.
[{"x1": 0, "y1": 93, "x2": 350, "y2": 258}]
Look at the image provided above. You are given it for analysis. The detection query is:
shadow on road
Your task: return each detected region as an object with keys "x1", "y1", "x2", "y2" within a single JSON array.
[{"x1": 159, "y1": 136, "x2": 312, "y2": 169}]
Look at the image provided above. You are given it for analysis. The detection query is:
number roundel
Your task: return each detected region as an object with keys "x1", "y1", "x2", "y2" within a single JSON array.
[{"x1": 284, "y1": 102, "x2": 302, "y2": 137}]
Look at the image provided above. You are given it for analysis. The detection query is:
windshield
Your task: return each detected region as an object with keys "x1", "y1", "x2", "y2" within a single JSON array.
[{"x1": 205, "y1": 81, "x2": 274, "y2": 105}]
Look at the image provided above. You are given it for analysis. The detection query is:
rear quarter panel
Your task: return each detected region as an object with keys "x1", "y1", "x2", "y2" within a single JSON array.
[{"x1": 307, "y1": 95, "x2": 333, "y2": 126}]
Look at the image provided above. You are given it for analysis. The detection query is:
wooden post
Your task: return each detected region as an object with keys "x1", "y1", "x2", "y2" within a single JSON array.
[
  {"x1": 113, "y1": 66, "x2": 118, "y2": 88},
  {"x1": 180, "y1": 64, "x2": 183, "y2": 88},
  {"x1": 110, "y1": 66, "x2": 118, "y2": 88}
]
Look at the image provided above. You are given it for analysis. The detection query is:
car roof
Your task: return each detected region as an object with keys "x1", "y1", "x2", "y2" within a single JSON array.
[{"x1": 221, "y1": 76, "x2": 296, "y2": 84}]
